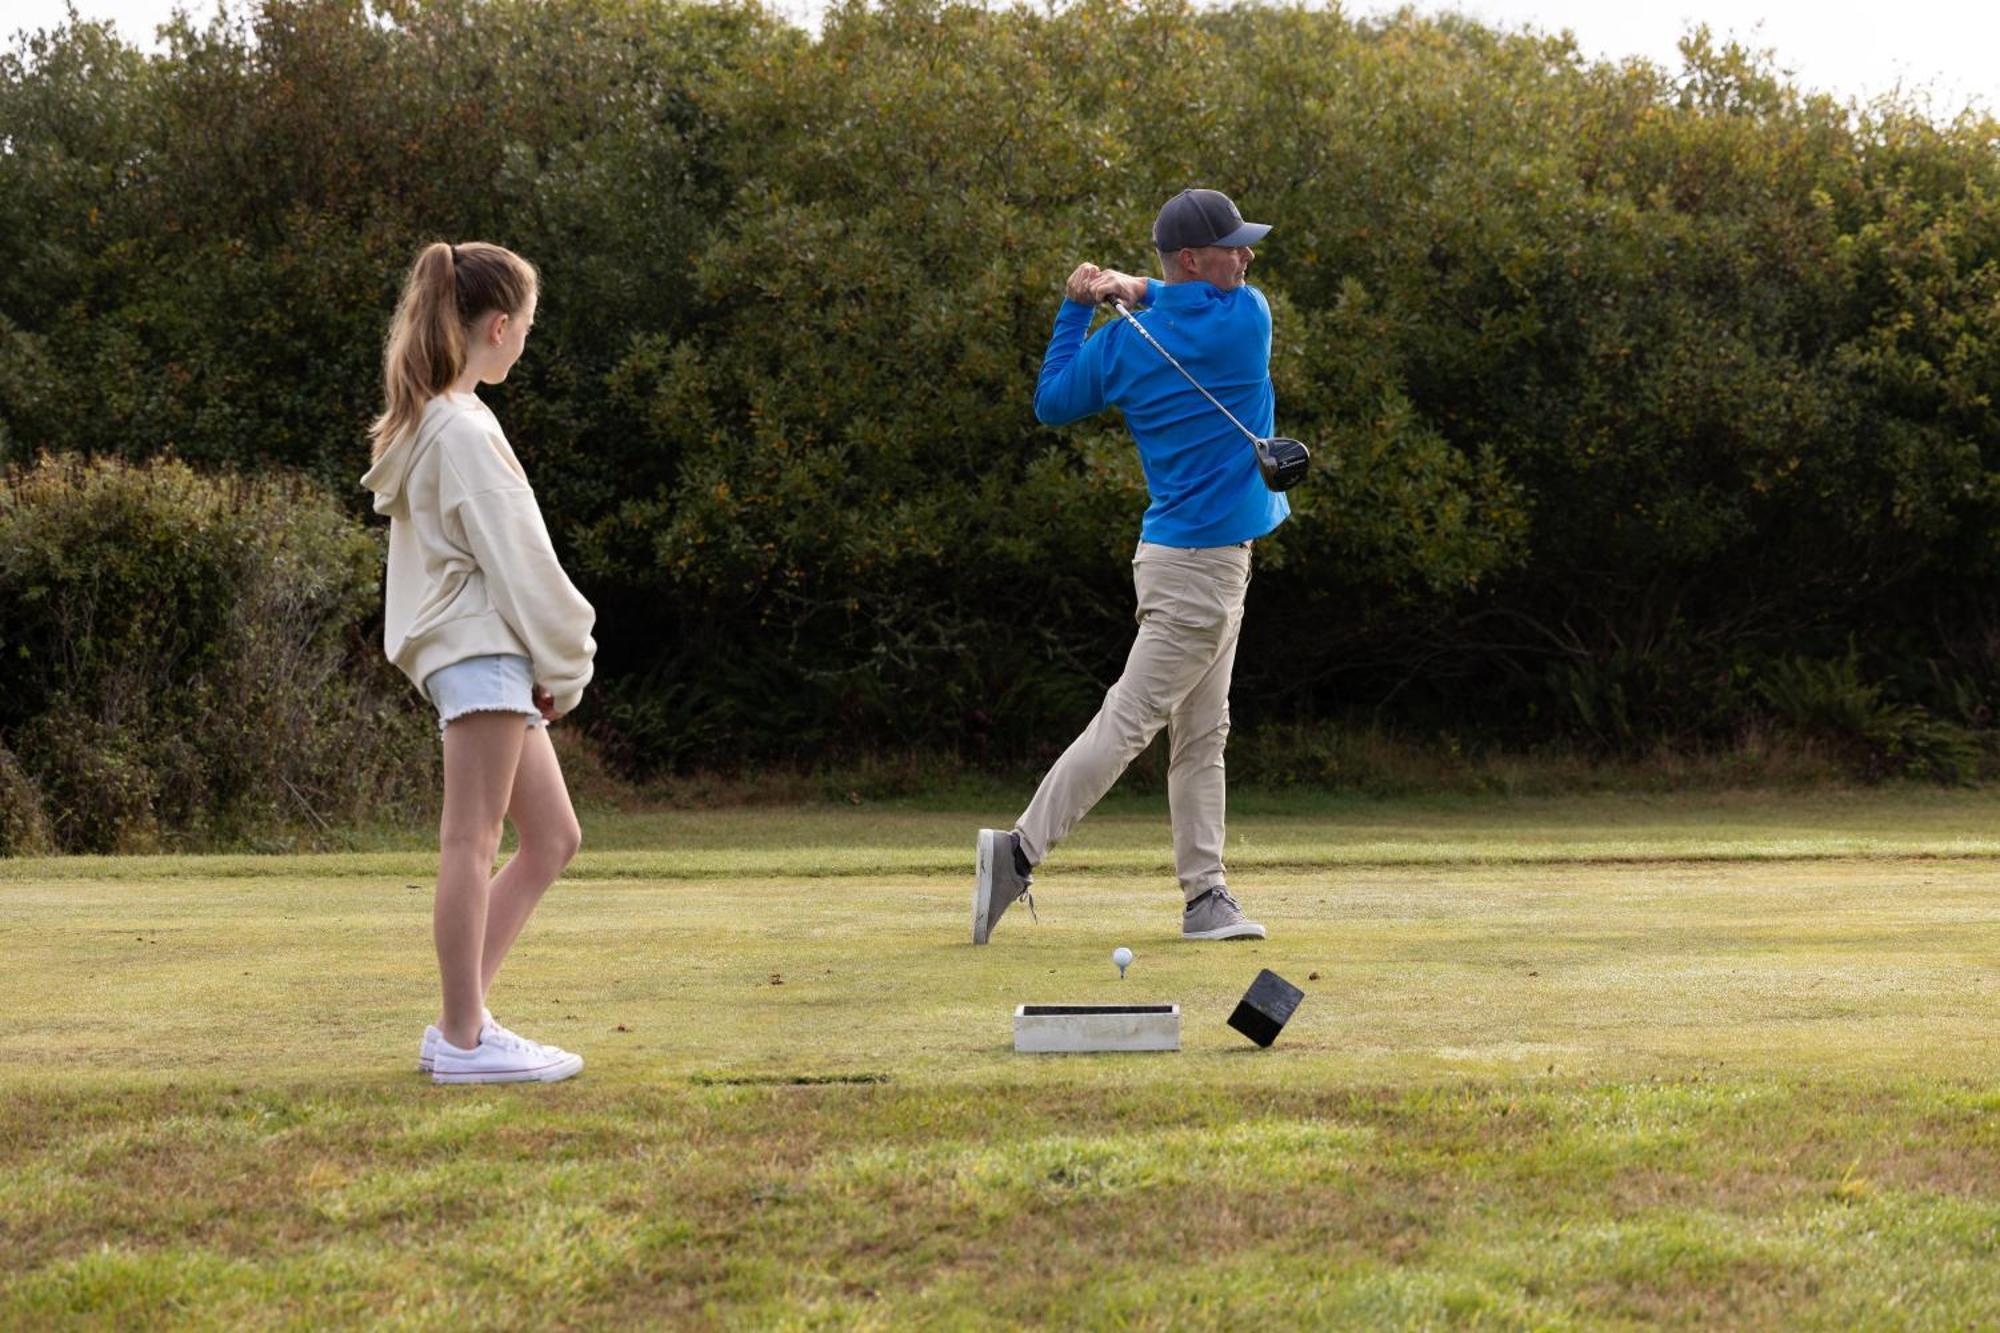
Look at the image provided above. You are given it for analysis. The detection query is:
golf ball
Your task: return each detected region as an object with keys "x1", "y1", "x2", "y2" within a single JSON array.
[{"x1": 1112, "y1": 947, "x2": 1133, "y2": 970}]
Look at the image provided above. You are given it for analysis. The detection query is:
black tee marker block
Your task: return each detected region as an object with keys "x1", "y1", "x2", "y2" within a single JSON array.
[{"x1": 1227, "y1": 969, "x2": 1305, "y2": 1047}]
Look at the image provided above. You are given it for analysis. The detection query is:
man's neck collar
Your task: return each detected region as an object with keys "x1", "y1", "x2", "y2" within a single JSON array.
[{"x1": 1153, "y1": 279, "x2": 1229, "y2": 304}]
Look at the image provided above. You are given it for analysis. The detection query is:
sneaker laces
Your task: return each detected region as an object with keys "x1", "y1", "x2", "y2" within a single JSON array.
[
  {"x1": 1009, "y1": 835, "x2": 1038, "y2": 922},
  {"x1": 1187, "y1": 886, "x2": 1239, "y2": 917},
  {"x1": 478, "y1": 1022, "x2": 542, "y2": 1056},
  {"x1": 492, "y1": 1016, "x2": 570, "y2": 1058}
]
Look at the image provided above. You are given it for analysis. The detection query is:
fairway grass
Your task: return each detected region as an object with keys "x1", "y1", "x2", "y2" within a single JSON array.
[{"x1": 3, "y1": 792, "x2": 1998, "y2": 1326}]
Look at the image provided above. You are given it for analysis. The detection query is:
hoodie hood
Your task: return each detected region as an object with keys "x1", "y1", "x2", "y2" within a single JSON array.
[{"x1": 360, "y1": 396, "x2": 471, "y2": 520}]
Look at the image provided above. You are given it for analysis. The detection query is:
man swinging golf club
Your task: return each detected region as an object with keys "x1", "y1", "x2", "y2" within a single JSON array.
[{"x1": 974, "y1": 187, "x2": 1293, "y2": 945}]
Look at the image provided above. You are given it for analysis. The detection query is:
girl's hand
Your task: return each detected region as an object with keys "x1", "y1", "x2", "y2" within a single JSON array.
[{"x1": 533, "y1": 685, "x2": 558, "y2": 722}]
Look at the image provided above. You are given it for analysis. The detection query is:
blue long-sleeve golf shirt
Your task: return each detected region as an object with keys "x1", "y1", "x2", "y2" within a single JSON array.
[{"x1": 1034, "y1": 278, "x2": 1291, "y2": 549}]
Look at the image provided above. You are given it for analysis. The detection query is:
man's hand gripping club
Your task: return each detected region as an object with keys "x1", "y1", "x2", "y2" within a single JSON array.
[{"x1": 1065, "y1": 263, "x2": 1149, "y2": 308}]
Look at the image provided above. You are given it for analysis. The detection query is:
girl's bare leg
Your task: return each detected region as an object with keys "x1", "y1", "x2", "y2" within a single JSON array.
[
  {"x1": 479, "y1": 724, "x2": 581, "y2": 998},
  {"x1": 435, "y1": 712, "x2": 528, "y2": 1049}
]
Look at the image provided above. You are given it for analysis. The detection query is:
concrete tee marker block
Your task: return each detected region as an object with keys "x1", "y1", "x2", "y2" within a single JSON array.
[{"x1": 1013, "y1": 1004, "x2": 1181, "y2": 1053}]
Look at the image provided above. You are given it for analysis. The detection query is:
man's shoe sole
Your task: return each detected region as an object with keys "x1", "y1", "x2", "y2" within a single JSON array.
[
  {"x1": 972, "y1": 829, "x2": 1002, "y2": 945},
  {"x1": 1183, "y1": 923, "x2": 1268, "y2": 941},
  {"x1": 432, "y1": 1053, "x2": 584, "y2": 1085}
]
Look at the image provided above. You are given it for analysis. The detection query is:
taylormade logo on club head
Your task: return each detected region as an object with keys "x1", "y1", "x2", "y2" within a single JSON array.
[
  {"x1": 1109, "y1": 300, "x2": 1310, "y2": 493},
  {"x1": 1254, "y1": 437, "x2": 1310, "y2": 491}
]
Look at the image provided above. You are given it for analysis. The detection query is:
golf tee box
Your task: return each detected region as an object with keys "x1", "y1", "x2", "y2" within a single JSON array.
[
  {"x1": 1013, "y1": 1004, "x2": 1181, "y2": 1053},
  {"x1": 1228, "y1": 969, "x2": 1305, "y2": 1048}
]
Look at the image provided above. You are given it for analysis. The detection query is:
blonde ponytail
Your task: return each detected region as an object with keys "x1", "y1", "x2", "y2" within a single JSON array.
[{"x1": 370, "y1": 241, "x2": 539, "y2": 459}]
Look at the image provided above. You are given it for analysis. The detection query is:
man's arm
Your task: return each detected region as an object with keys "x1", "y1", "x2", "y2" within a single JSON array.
[{"x1": 1033, "y1": 264, "x2": 1151, "y2": 426}]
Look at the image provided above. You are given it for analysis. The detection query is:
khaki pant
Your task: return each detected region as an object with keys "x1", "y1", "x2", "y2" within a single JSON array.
[{"x1": 1015, "y1": 540, "x2": 1250, "y2": 901}]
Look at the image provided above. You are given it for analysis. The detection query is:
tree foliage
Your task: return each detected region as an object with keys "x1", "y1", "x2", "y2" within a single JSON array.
[{"x1": 5, "y1": 0, "x2": 2000, "y2": 772}]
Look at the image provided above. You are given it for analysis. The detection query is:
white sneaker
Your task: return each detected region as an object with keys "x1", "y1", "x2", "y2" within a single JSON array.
[
  {"x1": 431, "y1": 1023, "x2": 584, "y2": 1085},
  {"x1": 419, "y1": 1010, "x2": 574, "y2": 1073},
  {"x1": 419, "y1": 1024, "x2": 444, "y2": 1073},
  {"x1": 418, "y1": 1008, "x2": 486, "y2": 1073}
]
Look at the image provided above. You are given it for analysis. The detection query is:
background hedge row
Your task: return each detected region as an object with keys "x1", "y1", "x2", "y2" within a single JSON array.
[
  {"x1": 0, "y1": 456, "x2": 434, "y2": 850},
  {"x1": 5, "y1": 0, "x2": 2000, "y2": 807}
]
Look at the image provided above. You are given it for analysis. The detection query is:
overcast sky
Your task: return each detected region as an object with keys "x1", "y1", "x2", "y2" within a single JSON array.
[{"x1": 9, "y1": 0, "x2": 1997, "y2": 112}]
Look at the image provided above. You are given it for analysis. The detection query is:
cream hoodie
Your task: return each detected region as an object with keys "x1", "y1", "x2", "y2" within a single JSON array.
[{"x1": 360, "y1": 393, "x2": 596, "y2": 715}]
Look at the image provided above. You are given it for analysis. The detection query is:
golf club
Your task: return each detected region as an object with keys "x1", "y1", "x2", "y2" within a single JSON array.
[{"x1": 1108, "y1": 298, "x2": 1310, "y2": 491}]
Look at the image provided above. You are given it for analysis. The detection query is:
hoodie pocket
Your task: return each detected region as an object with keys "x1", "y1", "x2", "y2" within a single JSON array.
[{"x1": 404, "y1": 567, "x2": 494, "y2": 643}]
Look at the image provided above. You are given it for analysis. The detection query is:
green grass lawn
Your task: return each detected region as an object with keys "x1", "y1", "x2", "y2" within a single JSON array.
[{"x1": 3, "y1": 790, "x2": 1998, "y2": 1327}]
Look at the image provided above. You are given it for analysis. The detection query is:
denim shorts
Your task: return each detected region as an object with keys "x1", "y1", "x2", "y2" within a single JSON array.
[{"x1": 423, "y1": 654, "x2": 548, "y2": 733}]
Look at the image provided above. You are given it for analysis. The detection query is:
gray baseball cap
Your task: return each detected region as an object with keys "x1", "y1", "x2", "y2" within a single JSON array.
[{"x1": 1152, "y1": 188, "x2": 1271, "y2": 251}]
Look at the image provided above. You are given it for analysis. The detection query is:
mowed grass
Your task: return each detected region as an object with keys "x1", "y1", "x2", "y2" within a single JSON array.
[{"x1": 3, "y1": 790, "x2": 1999, "y2": 1327}]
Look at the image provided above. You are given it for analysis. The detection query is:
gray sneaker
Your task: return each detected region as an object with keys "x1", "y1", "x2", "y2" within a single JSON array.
[
  {"x1": 972, "y1": 828, "x2": 1034, "y2": 944},
  {"x1": 1182, "y1": 886, "x2": 1267, "y2": 941}
]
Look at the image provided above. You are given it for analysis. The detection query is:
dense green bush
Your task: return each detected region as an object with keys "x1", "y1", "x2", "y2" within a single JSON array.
[
  {"x1": 1756, "y1": 650, "x2": 1982, "y2": 782},
  {"x1": 4, "y1": 0, "x2": 1999, "y2": 779},
  {"x1": 0, "y1": 456, "x2": 435, "y2": 850},
  {"x1": 0, "y1": 743, "x2": 51, "y2": 854}
]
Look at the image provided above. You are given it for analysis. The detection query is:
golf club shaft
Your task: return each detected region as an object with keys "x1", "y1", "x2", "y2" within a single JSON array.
[{"x1": 1109, "y1": 299, "x2": 1263, "y2": 448}]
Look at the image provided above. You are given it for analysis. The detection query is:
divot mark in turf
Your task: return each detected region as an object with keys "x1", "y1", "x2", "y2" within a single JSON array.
[{"x1": 689, "y1": 1072, "x2": 892, "y2": 1086}]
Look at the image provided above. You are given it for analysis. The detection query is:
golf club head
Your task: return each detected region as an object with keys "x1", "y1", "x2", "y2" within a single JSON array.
[{"x1": 1254, "y1": 436, "x2": 1310, "y2": 491}]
